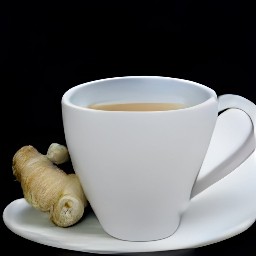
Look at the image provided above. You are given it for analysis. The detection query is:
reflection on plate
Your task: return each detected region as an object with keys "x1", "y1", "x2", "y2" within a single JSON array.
[{"x1": 3, "y1": 150, "x2": 256, "y2": 254}]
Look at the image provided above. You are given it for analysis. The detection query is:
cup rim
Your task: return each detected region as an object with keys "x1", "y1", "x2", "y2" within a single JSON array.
[{"x1": 62, "y1": 76, "x2": 217, "y2": 113}]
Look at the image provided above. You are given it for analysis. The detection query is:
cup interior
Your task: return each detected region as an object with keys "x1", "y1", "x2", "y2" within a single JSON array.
[{"x1": 63, "y1": 76, "x2": 216, "y2": 109}]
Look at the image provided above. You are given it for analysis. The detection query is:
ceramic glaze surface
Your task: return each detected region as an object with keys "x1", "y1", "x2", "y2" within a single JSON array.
[
  {"x1": 62, "y1": 76, "x2": 218, "y2": 241},
  {"x1": 3, "y1": 150, "x2": 256, "y2": 254},
  {"x1": 61, "y1": 77, "x2": 256, "y2": 241}
]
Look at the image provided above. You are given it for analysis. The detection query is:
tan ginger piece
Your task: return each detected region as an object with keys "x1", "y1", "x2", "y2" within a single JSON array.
[
  {"x1": 46, "y1": 143, "x2": 70, "y2": 164},
  {"x1": 12, "y1": 144, "x2": 88, "y2": 227}
]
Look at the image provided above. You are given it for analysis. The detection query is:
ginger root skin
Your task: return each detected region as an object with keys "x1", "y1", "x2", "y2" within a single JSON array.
[
  {"x1": 12, "y1": 144, "x2": 87, "y2": 227},
  {"x1": 46, "y1": 143, "x2": 70, "y2": 164}
]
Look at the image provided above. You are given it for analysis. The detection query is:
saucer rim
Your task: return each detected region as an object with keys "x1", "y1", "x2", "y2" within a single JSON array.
[
  {"x1": 3, "y1": 196, "x2": 256, "y2": 254},
  {"x1": 4, "y1": 135, "x2": 256, "y2": 253}
]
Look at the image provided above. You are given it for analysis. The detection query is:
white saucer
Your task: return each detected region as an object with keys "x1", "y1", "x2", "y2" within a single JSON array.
[
  {"x1": 3, "y1": 109, "x2": 256, "y2": 254},
  {"x1": 3, "y1": 151, "x2": 256, "y2": 254}
]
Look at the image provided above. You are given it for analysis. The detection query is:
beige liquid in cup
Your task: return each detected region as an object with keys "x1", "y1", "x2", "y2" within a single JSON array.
[{"x1": 87, "y1": 102, "x2": 186, "y2": 111}]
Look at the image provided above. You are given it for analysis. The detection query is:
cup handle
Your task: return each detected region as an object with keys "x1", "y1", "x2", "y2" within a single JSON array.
[{"x1": 191, "y1": 94, "x2": 256, "y2": 198}]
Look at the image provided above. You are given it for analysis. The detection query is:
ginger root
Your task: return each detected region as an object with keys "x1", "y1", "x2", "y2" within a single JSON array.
[
  {"x1": 12, "y1": 143, "x2": 88, "y2": 227},
  {"x1": 46, "y1": 142, "x2": 70, "y2": 164}
]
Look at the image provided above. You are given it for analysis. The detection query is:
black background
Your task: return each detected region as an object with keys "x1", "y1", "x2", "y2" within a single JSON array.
[{"x1": 2, "y1": 1, "x2": 256, "y2": 255}]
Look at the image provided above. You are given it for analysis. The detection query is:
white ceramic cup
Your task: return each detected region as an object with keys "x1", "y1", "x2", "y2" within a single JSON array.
[{"x1": 61, "y1": 76, "x2": 256, "y2": 242}]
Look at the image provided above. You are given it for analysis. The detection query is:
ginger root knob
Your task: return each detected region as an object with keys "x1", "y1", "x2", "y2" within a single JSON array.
[{"x1": 12, "y1": 144, "x2": 87, "y2": 227}]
